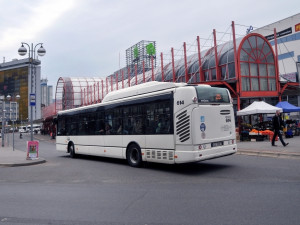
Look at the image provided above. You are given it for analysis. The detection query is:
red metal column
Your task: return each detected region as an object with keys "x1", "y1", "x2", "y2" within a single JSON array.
[
  {"x1": 143, "y1": 61, "x2": 145, "y2": 83},
  {"x1": 128, "y1": 67, "x2": 131, "y2": 87},
  {"x1": 232, "y1": 21, "x2": 241, "y2": 110},
  {"x1": 80, "y1": 89, "x2": 83, "y2": 106},
  {"x1": 97, "y1": 82, "x2": 100, "y2": 102},
  {"x1": 90, "y1": 85, "x2": 92, "y2": 104},
  {"x1": 161, "y1": 52, "x2": 164, "y2": 82},
  {"x1": 122, "y1": 70, "x2": 124, "y2": 89},
  {"x1": 94, "y1": 83, "x2": 96, "y2": 104},
  {"x1": 274, "y1": 28, "x2": 281, "y2": 101},
  {"x1": 197, "y1": 36, "x2": 203, "y2": 82},
  {"x1": 171, "y1": 48, "x2": 176, "y2": 82},
  {"x1": 213, "y1": 29, "x2": 220, "y2": 81},
  {"x1": 90, "y1": 85, "x2": 91, "y2": 104},
  {"x1": 106, "y1": 77, "x2": 108, "y2": 94},
  {"x1": 111, "y1": 76, "x2": 113, "y2": 91},
  {"x1": 116, "y1": 72, "x2": 119, "y2": 90},
  {"x1": 87, "y1": 86, "x2": 90, "y2": 105},
  {"x1": 183, "y1": 42, "x2": 188, "y2": 83},
  {"x1": 101, "y1": 80, "x2": 104, "y2": 100},
  {"x1": 135, "y1": 64, "x2": 137, "y2": 85},
  {"x1": 84, "y1": 88, "x2": 86, "y2": 106},
  {"x1": 151, "y1": 56, "x2": 154, "y2": 81}
]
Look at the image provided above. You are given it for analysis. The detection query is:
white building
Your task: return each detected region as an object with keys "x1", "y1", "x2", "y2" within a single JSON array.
[
  {"x1": 41, "y1": 78, "x2": 53, "y2": 107},
  {"x1": 254, "y1": 13, "x2": 300, "y2": 105}
]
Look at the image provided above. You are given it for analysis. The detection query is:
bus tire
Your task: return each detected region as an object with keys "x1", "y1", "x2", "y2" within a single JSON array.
[
  {"x1": 126, "y1": 144, "x2": 142, "y2": 167},
  {"x1": 69, "y1": 143, "x2": 76, "y2": 158}
]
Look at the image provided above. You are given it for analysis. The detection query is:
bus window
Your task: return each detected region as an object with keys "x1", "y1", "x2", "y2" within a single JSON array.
[
  {"x1": 195, "y1": 86, "x2": 230, "y2": 104},
  {"x1": 123, "y1": 107, "x2": 134, "y2": 135},
  {"x1": 57, "y1": 116, "x2": 66, "y2": 135},
  {"x1": 96, "y1": 110, "x2": 105, "y2": 135},
  {"x1": 146, "y1": 103, "x2": 155, "y2": 134}
]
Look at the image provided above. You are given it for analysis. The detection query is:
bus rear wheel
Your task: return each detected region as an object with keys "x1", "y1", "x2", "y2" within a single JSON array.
[
  {"x1": 69, "y1": 143, "x2": 76, "y2": 158},
  {"x1": 126, "y1": 144, "x2": 142, "y2": 167}
]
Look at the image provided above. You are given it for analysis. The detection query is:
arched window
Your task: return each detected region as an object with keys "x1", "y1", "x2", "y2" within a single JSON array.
[{"x1": 239, "y1": 35, "x2": 276, "y2": 92}]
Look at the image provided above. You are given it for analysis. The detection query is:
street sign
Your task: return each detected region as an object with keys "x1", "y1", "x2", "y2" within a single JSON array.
[{"x1": 30, "y1": 94, "x2": 36, "y2": 106}]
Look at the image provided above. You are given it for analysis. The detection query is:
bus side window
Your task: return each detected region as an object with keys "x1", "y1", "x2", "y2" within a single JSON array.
[
  {"x1": 97, "y1": 120, "x2": 105, "y2": 135},
  {"x1": 86, "y1": 114, "x2": 96, "y2": 135},
  {"x1": 133, "y1": 117, "x2": 144, "y2": 134},
  {"x1": 96, "y1": 110, "x2": 105, "y2": 135},
  {"x1": 58, "y1": 117, "x2": 66, "y2": 135},
  {"x1": 146, "y1": 103, "x2": 155, "y2": 134},
  {"x1": 123, "y1": 107, "x2": 133, "y2": 135},
  {"x1": 70, "y1": 122, "x2": 77, "y2": 135}
]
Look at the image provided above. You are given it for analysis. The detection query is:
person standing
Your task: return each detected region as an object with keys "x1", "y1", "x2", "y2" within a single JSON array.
[{"x1": 272, "y1": 110, "x2": 289, "y2": 147}]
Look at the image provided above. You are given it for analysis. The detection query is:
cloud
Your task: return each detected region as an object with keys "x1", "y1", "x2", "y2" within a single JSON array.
[
  {"x1": 1, "y1": 0, "x2": 300, "y2": 90},
  {"x1": 0, "y1": 0, "x2": 77, "y2": 53}
]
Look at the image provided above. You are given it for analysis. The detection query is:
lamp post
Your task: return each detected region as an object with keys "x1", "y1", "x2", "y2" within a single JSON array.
[
  {"x1": 18, "y1": 42, "x2": 46, "y2": 141},
  {"x1": 1, "y1": 96, "x2": 5, "y2": 147},
  {"x1": 1, "y1": 95, "x2": 14, "y2": 147}
]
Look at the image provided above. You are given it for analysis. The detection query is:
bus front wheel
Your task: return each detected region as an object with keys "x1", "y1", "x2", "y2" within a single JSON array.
[
  {"x1": 69, "y1": 143, "x2": 76, "y2": 158},
  {"x1": 126, "y1": 144, "x2": 142, "y2": 167}
]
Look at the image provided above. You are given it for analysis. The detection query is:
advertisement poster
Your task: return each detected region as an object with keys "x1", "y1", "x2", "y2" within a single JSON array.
[{"x1": 27, "y1": 141, "x2": 39, "y2": 160}]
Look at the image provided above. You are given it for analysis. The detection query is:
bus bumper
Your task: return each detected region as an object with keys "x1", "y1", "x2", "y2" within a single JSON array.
[{"x1": 174, "y1": 144, "x2": 237, "y2": 164}]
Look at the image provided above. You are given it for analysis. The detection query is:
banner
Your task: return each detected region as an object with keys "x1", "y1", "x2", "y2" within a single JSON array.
[
  {"x1": 27, "y1": 141, "x2": 39, "y2": 160},
  {"x1": 265, "y1": 27, "x2": 292, "y2": 41}
]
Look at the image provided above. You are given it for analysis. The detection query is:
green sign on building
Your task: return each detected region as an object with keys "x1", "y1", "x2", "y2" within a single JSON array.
[
  {"x1": 134, "y1": 46, "x2": 139, "y2": 59},
  {"x1": 146, "y1": 43, "x2": 156, "y2": 56}
]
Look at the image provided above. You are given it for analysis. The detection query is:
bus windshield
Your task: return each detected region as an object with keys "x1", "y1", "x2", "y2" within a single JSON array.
[{"x1": 194, "y1": 86, "x2": 230, "y2": 104}]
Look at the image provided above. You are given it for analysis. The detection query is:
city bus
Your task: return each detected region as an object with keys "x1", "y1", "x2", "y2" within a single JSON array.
[{"x1": 56, "y1": 81, "x2": 237, "y2": 167}]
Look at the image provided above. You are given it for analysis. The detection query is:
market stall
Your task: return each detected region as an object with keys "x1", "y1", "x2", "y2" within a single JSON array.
[
  {"x1": 237, "y1": 101, "x2": 282, "y2": 116},
  {"x1": 237, "y1": 101, "x2": 282, "y2": 141},
  {"x1": 275, "y1": 101, "x2": 300, "y2": 137}
]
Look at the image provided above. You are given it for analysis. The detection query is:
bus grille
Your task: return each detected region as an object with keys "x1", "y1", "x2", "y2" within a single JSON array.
[
  {"x1": 145, "y1": 150, "x2": 174, "y2": 161},
  {"x1": 176, "y1": 110, "x2": 190, "y2": 142}
]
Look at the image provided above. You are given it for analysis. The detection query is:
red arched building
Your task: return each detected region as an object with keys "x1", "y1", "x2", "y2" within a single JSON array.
[{"x1": 44, "y1": 21, "x2": 299, "y2": 128}]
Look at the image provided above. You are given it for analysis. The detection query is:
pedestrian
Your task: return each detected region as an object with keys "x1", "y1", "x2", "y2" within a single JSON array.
[{"x1": 271, "y1": 110, "x2": 289, "y2": 147}]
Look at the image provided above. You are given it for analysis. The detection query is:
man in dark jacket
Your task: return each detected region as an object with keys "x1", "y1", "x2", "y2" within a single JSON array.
[{"x1": 272, "y1": 110, "x2": 289, "y2": 147}]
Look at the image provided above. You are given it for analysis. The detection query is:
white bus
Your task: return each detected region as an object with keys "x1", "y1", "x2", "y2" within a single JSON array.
[{"x1": 56, "y1": 82, "x2": 237, "y2": 167}]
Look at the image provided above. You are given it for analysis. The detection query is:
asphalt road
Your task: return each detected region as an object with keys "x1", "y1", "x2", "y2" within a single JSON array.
[{"x1": 0, "y1": 134, "x2": 299, "y2": 225}]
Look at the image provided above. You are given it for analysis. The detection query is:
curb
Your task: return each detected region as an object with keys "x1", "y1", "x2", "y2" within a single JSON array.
[
  {"x1": 237, "y1": 149, "x2": 300, "y2": 159},
  {"x1": 0, "y1": 158, "x2": 46, "y2": 167}
]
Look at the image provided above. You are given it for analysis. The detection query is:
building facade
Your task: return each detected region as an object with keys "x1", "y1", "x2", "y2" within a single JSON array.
[
  {"x1": 0, "y1": 58, "x2": 42, "y2": 122},
  {"x1": 254, "y1": 13, "x2": 300, "y2": 106},
  {"x1": 48, "y1": 17, "x2": 299, "y2": 125}
]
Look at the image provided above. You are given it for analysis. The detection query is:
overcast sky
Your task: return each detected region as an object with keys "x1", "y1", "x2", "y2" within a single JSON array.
[{"x1": 0, "y1": 0, "x2": 299, "y2": 89}]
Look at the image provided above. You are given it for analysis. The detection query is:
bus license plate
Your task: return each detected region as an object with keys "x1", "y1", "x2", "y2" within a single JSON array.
[{"x1": 211, "y1": 141, "x2": 223, "y2": 147}]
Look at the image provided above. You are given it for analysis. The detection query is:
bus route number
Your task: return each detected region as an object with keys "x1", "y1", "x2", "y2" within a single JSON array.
[{"x1": 177, "y1": 100, "x2": 184, "y2": 105}]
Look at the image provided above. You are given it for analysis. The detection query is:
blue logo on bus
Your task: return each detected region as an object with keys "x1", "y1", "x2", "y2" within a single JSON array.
[{"x1": 200, "y1": 123, "x2": 206, "y2": 132}]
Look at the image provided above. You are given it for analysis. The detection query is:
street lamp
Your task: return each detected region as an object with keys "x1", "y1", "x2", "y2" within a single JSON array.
[
  {"x1": 1, "y1": 96, "x2": 6, "y2": 147},
  {"x1": 18, "y1": 42, "x2": 46, "y2": 141},
  {"x1": 1, "y1": 95, "x2": 14, "y2": 147}
]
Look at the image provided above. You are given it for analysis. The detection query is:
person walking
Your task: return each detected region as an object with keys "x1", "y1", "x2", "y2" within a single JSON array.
[{"x1": 272, "y1": 110, "x2": 289, "y2": 147}]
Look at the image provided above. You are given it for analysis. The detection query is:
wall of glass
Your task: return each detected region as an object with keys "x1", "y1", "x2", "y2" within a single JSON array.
[
  {"x1": 0, "y1": 66, "x2": 28, "y2": 121},
  {"x1": 239, "y1": 35, "x2": 276, "y2": 92}
]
